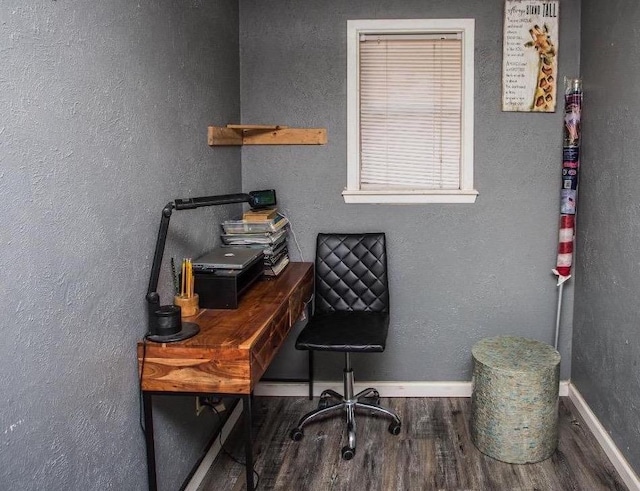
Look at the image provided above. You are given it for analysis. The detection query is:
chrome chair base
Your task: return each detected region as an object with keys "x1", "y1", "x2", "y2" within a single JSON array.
[{"x1": 290, "y1": 354, "x2": 401, "y2": 460}]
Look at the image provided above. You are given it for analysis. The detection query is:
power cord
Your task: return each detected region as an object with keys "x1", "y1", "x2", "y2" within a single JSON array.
[
  {"x1": 201, "y1": 398, "x2": 261, "y2": 489},
  {"x1": 277, "y1": 209, "x2": 304, "y2": 262},
  {"x1": 138, "y1": 334, "x2": 150, "y2": 435}
]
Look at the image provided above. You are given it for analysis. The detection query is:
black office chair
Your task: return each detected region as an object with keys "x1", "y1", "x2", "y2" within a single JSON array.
[{"x1": 290, "y1": 233, "x2": 401, "y2": 460}]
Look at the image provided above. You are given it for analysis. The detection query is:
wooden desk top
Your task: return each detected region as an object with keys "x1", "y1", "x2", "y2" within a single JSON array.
[{"x1": 138, "y1": 262, "x2": 313, "y2": 394}]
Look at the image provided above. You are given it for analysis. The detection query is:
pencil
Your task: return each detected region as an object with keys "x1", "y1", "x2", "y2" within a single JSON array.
[
  {"x1": 189, "y1": 259, "x2": 193, "y2": 298},
  {"x1": 186, "y1": 259, "x2": 191, "y2": 299},
  {"x1": 181, "y1": 259, "x2": 186, "y2": 297}
]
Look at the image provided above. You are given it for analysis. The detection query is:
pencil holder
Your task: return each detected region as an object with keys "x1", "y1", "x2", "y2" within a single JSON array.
[{"x1": 174, "y1": 294, "x2": 199, "y2": 318}]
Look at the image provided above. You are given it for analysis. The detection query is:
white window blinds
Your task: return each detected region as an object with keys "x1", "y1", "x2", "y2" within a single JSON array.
[{"x1": 359, "y1": 34, "x2": 463, "y2": 190}]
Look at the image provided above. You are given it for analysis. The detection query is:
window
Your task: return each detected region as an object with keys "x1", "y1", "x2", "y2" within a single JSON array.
[{"x1": 344, "y1": 19, "x2": 477, "y2": 204}]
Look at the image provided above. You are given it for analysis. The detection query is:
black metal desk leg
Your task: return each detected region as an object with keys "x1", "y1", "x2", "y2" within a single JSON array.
[
  {"x1": 308, "y1": 351, "x2": 314, "y2": 400},
  {"x1": 306, "y1": 301, "x2": 314, "y2": 400},
  {"x1": 243, "y1": 394, "x2": 254, "y2": 491},
  {"x1": 143, "y1": 392, "x2": 158, "y2": 491}
]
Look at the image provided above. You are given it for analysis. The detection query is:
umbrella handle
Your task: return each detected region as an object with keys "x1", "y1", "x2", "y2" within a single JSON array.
[{"x1": 554, "y1": 282, "x2": 564, "y2": 350}]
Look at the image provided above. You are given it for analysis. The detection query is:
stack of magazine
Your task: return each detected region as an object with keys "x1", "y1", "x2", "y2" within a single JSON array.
[{"x1": 220, "y1": 209, "x2": 290, "y2": 276}]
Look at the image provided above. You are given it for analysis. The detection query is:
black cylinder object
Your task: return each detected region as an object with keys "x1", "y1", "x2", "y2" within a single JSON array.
[{"x1": 152, "y1": 305, "x2": 182, "y2": 337}]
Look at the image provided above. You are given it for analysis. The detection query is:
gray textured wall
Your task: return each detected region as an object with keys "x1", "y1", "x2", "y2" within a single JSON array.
[
  {"x1": 240, "y1": 0, "x2": 580, "y2": 381},
  {"x1": 573, "y1": 0, "x2": 640, "y2": 473},
  {"x1": 0, "y1": 1, "x2": 240, "y2": 490}
]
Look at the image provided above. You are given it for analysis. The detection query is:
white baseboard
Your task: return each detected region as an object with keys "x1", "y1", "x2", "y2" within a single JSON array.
[
  {"x1": 568, "y1": 383, "x2": 640, "y2": 491},
  {"x1": 184, "y1": 400, "x2": 243, "y2": 491},
  {"x1": 254, "y1": 380, "x2": 570, "y2": 397}
]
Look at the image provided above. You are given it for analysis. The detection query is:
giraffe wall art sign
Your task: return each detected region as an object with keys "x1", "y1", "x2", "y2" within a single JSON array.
[{"x1": 502, "y1": 0, "x2": 559, "y2": 112}]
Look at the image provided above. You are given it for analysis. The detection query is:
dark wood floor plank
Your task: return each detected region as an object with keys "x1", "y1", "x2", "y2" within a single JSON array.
[
  {"x1": 446, "y1": 397, "x2": 487, "y2": 490},
  {"x1": 199, "y1": 396, "x2": 629, "y2": 491},
  {"x1": 554, "y1": 398, "x2": 628, "y2": 491},
  {"x1": 325, "y1": 397, "x2": 406, "y2": 491},
  {"x1": 272, "y1": 398, "x2": 344, "y2": 491}
]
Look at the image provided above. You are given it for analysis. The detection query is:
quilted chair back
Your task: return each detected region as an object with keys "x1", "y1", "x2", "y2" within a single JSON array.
[{"x1": 314, "y1": 233, "x2": 389, "y2": 314}]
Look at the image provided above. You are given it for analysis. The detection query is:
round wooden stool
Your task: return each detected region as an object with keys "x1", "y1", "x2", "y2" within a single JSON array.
[{"x1": 470, "y1": 336, "x2": 561, "y2": 464}]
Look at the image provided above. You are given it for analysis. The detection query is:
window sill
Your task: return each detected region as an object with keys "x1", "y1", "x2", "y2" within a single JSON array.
[{"x1": 342, "y1": 189, "x2": 479, "y2": 204}]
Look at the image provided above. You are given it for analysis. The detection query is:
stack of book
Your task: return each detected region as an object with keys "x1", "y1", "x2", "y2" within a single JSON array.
[{"x1": 220, "y1": 208, "x2": 290, "y2": 276}]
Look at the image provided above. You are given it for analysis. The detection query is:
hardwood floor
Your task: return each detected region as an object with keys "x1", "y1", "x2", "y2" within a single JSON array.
[{"x1": 198, "y1": 396, "x2": 628, "y2": 491}]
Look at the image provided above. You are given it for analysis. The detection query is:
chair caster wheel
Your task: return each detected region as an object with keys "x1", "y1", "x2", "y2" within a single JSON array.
[
  {"x1": 290, "y1": 428, "x2": 304, "y2": 441},
  {"x1": 362, "y1": 390, "x2": 380, "y2": 407},
  {"x1": 341, "y1": 446, "x2": 355, "y2": 460},
  {"x1": 370, "y1": 390, "x2": 381, "y2": 405},
  {"x1": 318, "y1": 397, "x2": 330, "y2": 409},
  {"x1": 388, "y1": 422, "x2": 401, "y2": 435}
]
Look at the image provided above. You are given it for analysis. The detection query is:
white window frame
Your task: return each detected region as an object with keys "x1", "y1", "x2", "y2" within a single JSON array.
[{"x1": 343, "y1": 19, "x2": 478, "y2": 204}]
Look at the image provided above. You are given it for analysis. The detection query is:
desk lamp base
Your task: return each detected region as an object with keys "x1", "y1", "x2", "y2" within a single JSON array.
[{"x1": 147, "y1": 305, "x2": 200, "y2": 343}]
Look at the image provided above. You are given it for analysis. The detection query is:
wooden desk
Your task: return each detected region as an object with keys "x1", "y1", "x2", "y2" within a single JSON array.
[{"x1": 138, "y1": 262, "x2": 313, "y2": 491}]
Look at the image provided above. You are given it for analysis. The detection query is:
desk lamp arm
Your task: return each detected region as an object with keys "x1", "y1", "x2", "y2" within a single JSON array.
[
  {"x1": 145, "y1": 193, "x2": 253, "y2": 338},
  {"x1": 174, "y1": 193, "x2": 251, "y2": 210},
  {"x1": 146, "y1": 202, "x2": 175, "y2": 312}
]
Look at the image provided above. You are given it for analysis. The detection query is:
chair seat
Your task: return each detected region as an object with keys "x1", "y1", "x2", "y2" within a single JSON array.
[{"x1": 295, "y1": 311, "x2": 389, "y2": 352}]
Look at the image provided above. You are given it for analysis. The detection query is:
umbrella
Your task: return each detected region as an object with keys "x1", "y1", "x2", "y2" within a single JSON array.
[{"x1": 552, "y1": 78, "x2": 582, "y2": 349}]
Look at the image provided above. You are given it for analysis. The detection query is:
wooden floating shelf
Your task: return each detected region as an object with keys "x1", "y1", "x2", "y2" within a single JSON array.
[{"x1": 208, "y1": 124, "x2": 327, "y2": 146}]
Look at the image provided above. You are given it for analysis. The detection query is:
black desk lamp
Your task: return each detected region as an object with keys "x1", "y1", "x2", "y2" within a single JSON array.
[{"x1": 145, "y1": 190, "x2": 276, "y2": 343}]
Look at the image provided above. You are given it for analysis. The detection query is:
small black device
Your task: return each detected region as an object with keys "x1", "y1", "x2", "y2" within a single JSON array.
[
  {"x1": 194, "y1": 252, "x2": 264, "y2": 309},
  {"x1": 248, "y1": 189, "x2": 277, "y2": 209}
]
